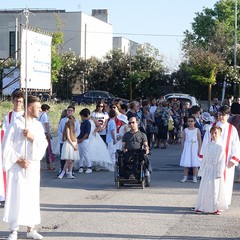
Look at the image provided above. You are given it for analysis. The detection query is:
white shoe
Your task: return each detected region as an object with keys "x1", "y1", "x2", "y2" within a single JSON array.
[
  {"x1": 85, "y1": 168, "x2": 92, "y2": 174},
  {"x1": 67, "y1": 174, "x2": 75, "y2": 179},
  {"x1": 7, "y1": 231, "x2": 18, "y2": 240},
  {"x1": 78, "y1": 167, "x2": 84, "y2": 173},
  {"x1": 27, "y1": 229, "x2": 43, "y2": 239},
  {"x1": 193, "y1": 177, "x2": 197, "y2": 183},
  {"x1": 180, "y1": 176, "x2": 187, "y2": 183},
  {"x1": 58, "y1": 171, "x2": 65, "y2": 179}
]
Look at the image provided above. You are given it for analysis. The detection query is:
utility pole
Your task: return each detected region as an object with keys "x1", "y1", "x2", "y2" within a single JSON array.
[{"x1": 234, "y1": 0, "x2": 238, "y2": 97}]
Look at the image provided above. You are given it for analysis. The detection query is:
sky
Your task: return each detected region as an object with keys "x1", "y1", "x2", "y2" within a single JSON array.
[{"x1": 1, "y1": 0, "x2": 218, "y2": 69}]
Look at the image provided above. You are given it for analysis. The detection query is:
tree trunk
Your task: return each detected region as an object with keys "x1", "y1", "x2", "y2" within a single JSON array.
[{"x1": 208, "y1": 84, "x2": 212, "y2": 110}]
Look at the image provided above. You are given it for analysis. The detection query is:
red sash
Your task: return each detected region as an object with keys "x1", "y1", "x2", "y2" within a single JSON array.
[
  {"x1": 224, "y1": 124, "x2": 232, "y2": 181},
  {"x1": 1, "y1": 111, "x2": 13, "y2": 198}
]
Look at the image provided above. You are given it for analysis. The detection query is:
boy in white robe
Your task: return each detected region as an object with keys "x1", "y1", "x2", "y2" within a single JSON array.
[
  {"x1": 195, "y1": 126, "x2": 228, "y2": 215},
  {"x1": 1, "y1": 91, "x2": 25, "y2": 205},
  {"x1": 2, "y1": 90, "x2": 24, "y2": 133},
  {"x1": 2, "y1": 95, "x2": 48, "y2": 240},
  {"x1": 200, "y1": 105, "x2": 240, "y2": 206}
]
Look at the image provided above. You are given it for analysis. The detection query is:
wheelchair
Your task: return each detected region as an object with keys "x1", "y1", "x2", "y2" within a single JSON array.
[{"x1": 115, "y1": 149, "x2": 151, "y2": 189}]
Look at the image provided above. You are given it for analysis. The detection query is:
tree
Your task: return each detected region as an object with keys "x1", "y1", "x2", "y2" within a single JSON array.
[
  {"x1": 128, "y1": 43, "x2": 166, "y2": 99},
  {"x1": 55, "y1": 51, "x2": 86, "y2": 99},
  {"x1": 51, "y1": 13, "x2": 64, "y2": 84},
  {"x1": 182, "y1": 0, "x2": 240, "y2": 102}
]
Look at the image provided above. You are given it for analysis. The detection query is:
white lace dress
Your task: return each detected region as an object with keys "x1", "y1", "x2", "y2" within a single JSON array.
[{"x1": 88, "y1": 119, "x2": 114, "y2": 171}]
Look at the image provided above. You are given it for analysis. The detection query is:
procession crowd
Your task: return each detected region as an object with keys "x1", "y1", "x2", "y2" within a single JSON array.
[{"x1": 0, "y1": 91, "x2": 240, "y2": 240}]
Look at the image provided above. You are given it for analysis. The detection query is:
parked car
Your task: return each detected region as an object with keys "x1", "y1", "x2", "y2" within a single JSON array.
[
  {"x1": 163, "y1": 93, "x2": 199, "y2": 106},
  {"x1": 72, "y1": 90, "x2": 129, "y2": 105}
]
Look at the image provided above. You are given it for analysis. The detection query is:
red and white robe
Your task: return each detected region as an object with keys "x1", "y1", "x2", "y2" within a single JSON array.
[
  {"x1": 200, "y1": 121, "x2": 240, "y2": 206},
  {"x1": 1, "y1": 111, "x2": 24, "y2": 201}
]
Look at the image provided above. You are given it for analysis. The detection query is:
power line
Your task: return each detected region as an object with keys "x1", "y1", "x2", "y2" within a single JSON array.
[
  {"x1": 0, "y1": 25, "x2": 185, "y2": 37},
  {"x1": 113, "y1": 32, "x2": 184, "y2": 37}
]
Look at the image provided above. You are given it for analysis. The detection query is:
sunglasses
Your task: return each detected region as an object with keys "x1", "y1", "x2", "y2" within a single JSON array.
[
  {"x1": 98, "y1": 105, "x2": 104, "y2": 107},
  {"x1": 14, "y1": 100, "x2": 23, "y2": 103}
]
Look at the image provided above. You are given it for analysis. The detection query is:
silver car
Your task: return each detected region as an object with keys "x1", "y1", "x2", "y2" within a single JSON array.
[{"x1": 164, "y1": 93, "x2": 199, "y2": 106}]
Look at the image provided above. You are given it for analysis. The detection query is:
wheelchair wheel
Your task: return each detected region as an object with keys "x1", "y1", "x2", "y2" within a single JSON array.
[
  {"x1": 115, "y1": 181, "x2": 120, "y2": 189},
  {"x1": 145, "y1": 175, "x2": 150, "y2": 187}
]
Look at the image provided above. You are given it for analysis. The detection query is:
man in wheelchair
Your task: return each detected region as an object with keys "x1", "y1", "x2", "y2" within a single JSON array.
[
  {"x1": 119, "y1": 117, "x2": 151, "y2": 181},
  {"x1": 122, "y1": 117, "x2": 149, "y2": 155}
]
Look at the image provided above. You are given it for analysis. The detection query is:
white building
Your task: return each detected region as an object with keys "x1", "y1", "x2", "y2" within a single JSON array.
[
  {"x1": 0, "y1": 9, "x2": 113, "y2": 60},
  {"x1": 113, "y1": 37, "x2": 139, "y2": 55}
]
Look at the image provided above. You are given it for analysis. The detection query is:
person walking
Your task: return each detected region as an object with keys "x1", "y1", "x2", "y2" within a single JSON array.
[
  {"x1": 115, "y1": 114, "x2": 130, "y2": 151},
  {"x1": 91, "y1": 101, "x2": 109, "y2": 143},
  {"x1": 78, "y1": 108, "x2": 92, "y2": 174},
  {"x1": 200, "y1": 105, "x2": 240, "y2": 206},
  {"x1": 38, "y1": 104, "x2": 55, "y2": 171},
  {"x1": 180, "y1": 116, "x2": 202, "y2": 183},
  {"x1": 2, "y1": 90, "x2": 24, "y2": 134},
  {"x1": 87, "y1": 117, "x2": 114, "y2": 172},
  {"x1": 106, "y1": 109, "x2": 117, "y2": 165},
  {"x1": 1, "y1": 91, "x2": 25, "y2": 206},
  {"x1": 209, "y1": 97, "x2": 221, "y2": 116},
  {"x1": 0, "y1": 130, "x2": 4, "y2": 206},
  {"x1": 194, "y1": 126, "x2": 227, "y2": 215},
  {"x1": 156, "y1": 101, "x2": 170, "y2": 149},
  {"x1": 57, "y1": 105, "x2": 80, "y2": 173},
  {"x1": 58, "y1": 116, "x2": 80, "y2": 179},
  {"x1": 143, "y1": 105, "x2": 155, "y2": 148},
  {"x1": 2, "y1": 95, "x2": 48, "y2": 240},
  {"x1": 228, "y1": 102, "x2": 240, "y2": 183}
]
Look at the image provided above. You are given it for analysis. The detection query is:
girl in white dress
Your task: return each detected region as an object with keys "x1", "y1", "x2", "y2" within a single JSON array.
[
  {"x1": 88, "y1": 118, "x2": 114, "y2": 171},
  {"x1": 58, "y1": 116, "x2": 80, "y2": 179},
  {"x1": 180, "y1": 116, "x2": 202, "y2": 183}
]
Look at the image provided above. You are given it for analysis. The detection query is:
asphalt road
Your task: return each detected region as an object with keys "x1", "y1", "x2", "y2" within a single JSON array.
[{"x1": 1, "y1": 144, "x2": 240, "y2": 240}]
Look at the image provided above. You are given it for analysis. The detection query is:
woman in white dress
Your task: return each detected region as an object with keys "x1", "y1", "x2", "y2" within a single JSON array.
[{"x1": 88, "y1": 118, "x2": 114, "y2": 171}]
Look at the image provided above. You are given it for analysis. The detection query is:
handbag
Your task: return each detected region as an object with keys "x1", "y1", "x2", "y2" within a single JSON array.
[
  {"x1": 149, "y1": 125, "x2": 158, "y2": 134},
  {"x1": 168, "y1": 116, "x2": 174, "y2": 131}
]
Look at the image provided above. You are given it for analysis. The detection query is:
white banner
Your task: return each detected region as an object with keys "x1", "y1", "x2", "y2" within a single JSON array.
[{"x1": 21, "y1": 29, "x2": 52, "y2": 90}]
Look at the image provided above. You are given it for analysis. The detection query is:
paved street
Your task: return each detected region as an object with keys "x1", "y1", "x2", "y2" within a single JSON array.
[{"x1": 1, "y1": 144, "x2": 240, "y2": 240}]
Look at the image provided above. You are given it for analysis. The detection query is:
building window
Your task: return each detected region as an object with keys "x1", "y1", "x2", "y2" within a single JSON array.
[{"x1": 9, "y1": 31, "x2": 18, "y2": 57}]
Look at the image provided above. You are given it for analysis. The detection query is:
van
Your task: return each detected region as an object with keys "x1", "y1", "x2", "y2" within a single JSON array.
[{"x1": 164, "y1": 93, "x2": 199, "y2": 106}]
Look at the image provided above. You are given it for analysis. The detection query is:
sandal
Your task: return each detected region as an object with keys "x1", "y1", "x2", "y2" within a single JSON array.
[{"x1": 47, "y1": 165, "x2": 55, "y2": 171}]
